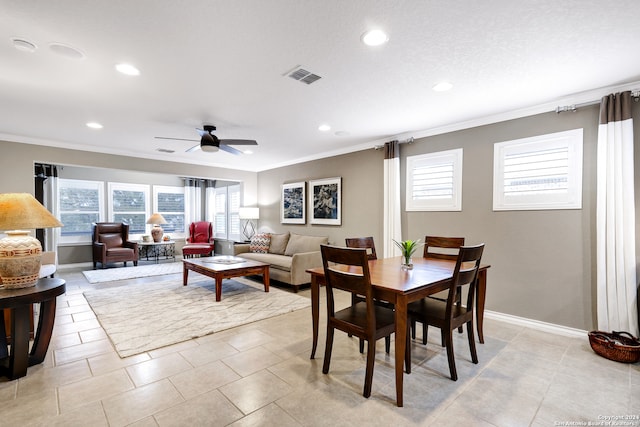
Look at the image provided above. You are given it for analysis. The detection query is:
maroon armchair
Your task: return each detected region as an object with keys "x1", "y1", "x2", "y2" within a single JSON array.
[
  {"x1": 182, "y1": 221, "x2": 214, "y2": 258},
  {"x1": 92, "y1": 222, "x2": 139, "y2": 269}
]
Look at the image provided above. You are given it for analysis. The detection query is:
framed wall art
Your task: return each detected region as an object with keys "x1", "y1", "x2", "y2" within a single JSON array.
[
  {"x1": 309, "y1": 177, "x2": 341, "y2": 225},
  {"x1": 281, "y1": 182, "x2": 306, "y2": 224}
]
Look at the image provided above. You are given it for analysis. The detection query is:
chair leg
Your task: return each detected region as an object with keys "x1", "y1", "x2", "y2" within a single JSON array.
[
  {"x1": 422, "y1": 323, "x2": 428, "y2": 345},
  {"x1": 405, "y1": 324, "x2": 412, "y2": 374},
  {"x1": 444, "y1": 330, "x2": 458, "y2": 381},
  {"x1": 467, "y1": 320, "x2": 478, "y2": 364},
  {"x1": 385, "y1": 335, "x2": 390, "y2": 354},
  {"x1": 411, "y1": 319, "x2": 416, "y2": 339},
  {"x1": 322, "y1": 327, "x2": 335, "y2": 374},
  {"x1": 359, "y1": 338, "x2": 364, "y2": 353},
  {"x1": 363, "y1": 339, "x2": 376, "y2": 398},
  {"x1": 440, "y1": 329, "x2": 446, "y2": 347}
]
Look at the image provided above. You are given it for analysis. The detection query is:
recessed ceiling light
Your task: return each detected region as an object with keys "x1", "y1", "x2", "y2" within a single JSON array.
[
  {"x1": 115, "y1": 63, "x2": 140, "y2": 76},
  {"x1": 86, "y1": 122, "x2": 103, "y2": 129},
  {"x1": 361, "y1": 29, "x2": 389, "y2": 46},
  {"x1": 433, "y1": 81, "x2": 453, "y2": 92},
  {"x1": 244, "y1": 150, "x2": 254, "y2": 155},
  {"x1": 11, "y1": 38, "x2": 37, "y2": 53},
  {"x1": 49, "y1": 42, "x2": 85, "y2": 59},
  {"x1": 335, "y1": 131, "x2": 350, "y2": 137},
  {"x1": 318, "y1": 124, "x2": 331, "y2": 132}
]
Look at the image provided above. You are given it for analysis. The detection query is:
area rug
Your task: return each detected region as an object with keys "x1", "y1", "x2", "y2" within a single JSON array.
[
  {"x1": 83, "y1": 276, "x2": 310, "y2": 357},
  {"x1": 82, "y1": 262, "x2": 183, "y2": 283}
]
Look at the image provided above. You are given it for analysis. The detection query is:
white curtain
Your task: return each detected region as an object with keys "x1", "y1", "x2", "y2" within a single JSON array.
[
  {"x1": 596, "y1": 91, "x2": 638, "y2": 336},
  {"x1": 184, "y1": 178, "x2": 201, "y2": 232},
  {"x1": 43, "y1": 172, "x2": 60, "y2": 255},
  {"x1": 383, "y1": 141, "x2": 402, "y2": 258}
]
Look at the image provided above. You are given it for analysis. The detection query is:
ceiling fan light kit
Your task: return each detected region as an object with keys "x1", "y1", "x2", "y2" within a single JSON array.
[
  {"x1": 200, "y1": 132, "x2": 220, "y2": 152},
  {"x1": 157, "y1": 124, "x2": 258, "y2": 155}
]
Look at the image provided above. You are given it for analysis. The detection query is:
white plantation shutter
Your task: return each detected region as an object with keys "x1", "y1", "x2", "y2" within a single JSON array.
[
  {"x1": 406, "y1": 148, "x2": 462, "y2": 211},
  {"x1": 493, "y1": 129, "x2": 583, "y2": 210}
]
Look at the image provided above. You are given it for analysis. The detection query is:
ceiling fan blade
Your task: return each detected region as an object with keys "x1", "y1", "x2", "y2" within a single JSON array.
[
  {"x1": 218, "y1": 144, "x2": 243, "y2": 155},
  {"x1": 185, "y1": 144, "x2": 201, "y2": 152},
  {"x1": 155, "y1": 136, "x2": 198, "y2": 142},
  {"x1": 219, "y1": 139, "x2": 258, "y2": 146}
]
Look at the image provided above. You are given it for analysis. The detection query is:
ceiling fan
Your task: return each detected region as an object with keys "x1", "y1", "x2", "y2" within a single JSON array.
[{"x1": 155, "y1": 125, "x2": 258, "y2": 155}]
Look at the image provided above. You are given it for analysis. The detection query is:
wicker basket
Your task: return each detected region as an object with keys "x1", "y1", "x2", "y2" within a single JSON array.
[{"x1": 588, "y1": 330, "x2": 640, "y2": 363}]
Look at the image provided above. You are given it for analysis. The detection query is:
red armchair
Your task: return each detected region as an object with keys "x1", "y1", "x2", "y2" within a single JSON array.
[
  {"x1": 92, "y1": 222, "x2": 139, "y2": 269},
  {"x1": 182, "y1": 221, "x2": 214, "y2": 258}
]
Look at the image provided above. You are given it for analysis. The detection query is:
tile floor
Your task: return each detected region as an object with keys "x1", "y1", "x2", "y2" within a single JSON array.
[{"x1": 1, "y1": 268, "x2": 638, "y2": 426}]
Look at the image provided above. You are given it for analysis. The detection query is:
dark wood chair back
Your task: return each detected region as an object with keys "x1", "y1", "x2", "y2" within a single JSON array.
[
  {"x1": 320, "y1": 244, "x2": 396, "y2": 398},
  {"x1": 345, "y1": 237, "x2": 377, "y2": 260},
  {"x1": 423, "y1": 236, "x2": 465, "y2": 260}
]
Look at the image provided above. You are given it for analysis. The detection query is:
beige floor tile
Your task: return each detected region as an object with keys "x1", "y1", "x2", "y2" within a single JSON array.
[
  {"x1": 51, "y1": 332, "x2": 82, "y2": 350},
  {"x1": 0, "y1": 388, "x2": 58, "y2": 423},
  {"x1": 169, "y1": 359, "x2": 241, "y2": 399},
  {"x1": 53, "y1": 338, "x2": 115, "y2": 365},
  {"x1": 58, "y1": 368, "x2": 134, "y2": 412},
  {"x1": 154, "y1": 389, "x2": 244, "y2": 426},
  {"x1": 79, "y1": 327, "x2": 108, "y2": 343},
  {"x1": 88, "y1": 351, "x2": 151, "y2": 376},
  {"x1": 219, "y1": 369, "x2": 293, "y2": 414},
  {"x1": 147, "y1": 338, "x2": 200, "y2": 358},
  {"x1": 224, "y1": 329, "x2": 275, "y2": 351},
  {"x1": 32, "y1": 400, "x2": 109, "y2": 427},
  {"x1": 228, "y1": 403, "x2": 302, "y2": 427},
  {"x1": 126, "y1": 352, "x2": 193, "y2": 387},
  {"x1": 222, "y1": 346, "x2": 283, "y2": 377},
  {"x1": 16, "y1": 359, "x2": 92, "y2": 398},
  {"x1": 178, "y1": 339, "x2": 239, "y2": 367},
  {"x1": 102, "y1": 379, "x2": 184, "y2": 427}
]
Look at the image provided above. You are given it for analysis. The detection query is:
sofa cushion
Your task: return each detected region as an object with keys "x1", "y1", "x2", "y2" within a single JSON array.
[
  {"x1": 237, "y1": 252, "x2": 292, "y2": 272},
  {"x1": 268, "y1": 232, "x2": 290, "y2": 255},
  {"x1": 250, "y1": 233, "x2": 271, "y2": 253},
  {"x1": 284, "y1": 233, "x2": 328, "y2": 256}
]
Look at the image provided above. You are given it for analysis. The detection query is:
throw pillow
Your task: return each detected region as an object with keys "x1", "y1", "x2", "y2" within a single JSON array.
[
  {"x1": 284, "y1": 233, "x2": 328, "y2": 256},
  {"x1": 250, "y1": 233, "x2": 271, "y2": 253},
  {"x1": 268, "y1": 232, "x2": 290, "y2": 255}
]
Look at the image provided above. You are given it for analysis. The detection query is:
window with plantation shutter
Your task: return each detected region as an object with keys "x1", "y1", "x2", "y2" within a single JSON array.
[
  {"x1": 493, "y1": 128, "x2": 583, "y2": 210},
  {"x1": 406, "y1": 148, "x2": 463, "y2": 211},
  {"x1": 153, "y1": 185, "x2": 184, "y2": 236}
]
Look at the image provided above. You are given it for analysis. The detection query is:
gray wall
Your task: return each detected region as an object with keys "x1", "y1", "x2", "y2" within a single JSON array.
[
  {"x1": 0, "y1": 140, "x2": 258, "y2": 263},
  {"x1": 256, "y1": 104, "x2": 640, "y2": 332}
]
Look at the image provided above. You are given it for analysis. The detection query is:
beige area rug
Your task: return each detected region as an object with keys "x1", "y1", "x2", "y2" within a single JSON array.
[
  {"x1": 83, "y1": 276, "x2": 310, "y2": 357},
  {"x1": 82, "y1": 262, "x2": 183, "y2": 283}
]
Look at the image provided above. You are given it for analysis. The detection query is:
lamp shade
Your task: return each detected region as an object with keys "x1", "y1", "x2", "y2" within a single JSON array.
[
  {"x1": 0, "y1": 193, "x2": 63, "y2": 230},
  {"x1": 0, "y1": 193, "x2": 62, "y2": 289},
  {"x1": 238, "y1": 207, "x2": 260, "y2": 220},
  {"x1": 146, "y1": 213, "x2": 167, "y2": 225}
]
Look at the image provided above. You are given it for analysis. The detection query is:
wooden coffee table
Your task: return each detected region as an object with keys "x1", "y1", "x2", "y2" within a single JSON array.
[{"x1": 182, "y1": 256, "x2": 270, "y2": 301}]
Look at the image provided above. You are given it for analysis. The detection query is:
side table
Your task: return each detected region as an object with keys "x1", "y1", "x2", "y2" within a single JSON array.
[
  {"x1": 0, "y1": 278, "x2": 66, "y2": 379},
  {"x1": 138, "y1": 240, "x2": 176, "y2": 263}
]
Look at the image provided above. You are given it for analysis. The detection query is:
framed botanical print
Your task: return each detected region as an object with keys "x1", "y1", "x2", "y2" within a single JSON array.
[
  {"x1": 309, "y1": 177, "x2": 341, "y2": 225},
  {"x1": 281, "y1": 182, "x2": 306, "y2": 224}
]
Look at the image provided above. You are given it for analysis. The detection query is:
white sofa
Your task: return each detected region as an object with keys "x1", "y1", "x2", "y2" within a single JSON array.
[{"x1": 233, "y1": 232, "x2": 328, "y2": 292}]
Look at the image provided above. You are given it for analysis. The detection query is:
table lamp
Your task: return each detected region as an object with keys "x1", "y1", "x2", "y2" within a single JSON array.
[
  {"x1": 146, "y1": 213, "x2": 167, "y2": 242},
  {"x1": 0, "y1": 193, "x2": 63, "y2": 289},
  {"x1": 238, "y1": 207, "x2": 259, "y2": 241}
]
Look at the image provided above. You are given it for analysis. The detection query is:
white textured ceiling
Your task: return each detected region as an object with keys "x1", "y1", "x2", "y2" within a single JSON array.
[{"x1": 1, "y1": 1, "x2": 639, "y2": 172}]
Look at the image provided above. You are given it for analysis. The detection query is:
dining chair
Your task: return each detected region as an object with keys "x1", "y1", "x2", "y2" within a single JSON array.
[
  {"x1": 345, "y1": 237, "x2": 391, "y2": 353},
  {"x1": 320, "y1": 244, "x2": 396, "y2": 398},
  {"x1": 412, "y1": 235, "x2": 466, "y2": 345},
  {"x1": 407, "y1": 243, "x2": 485, "y2": 381}
]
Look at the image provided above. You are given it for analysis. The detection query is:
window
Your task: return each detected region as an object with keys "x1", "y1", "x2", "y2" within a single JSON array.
[
  {"x1": 153, "y1": 185, "x2": 185, "y2": 236},
  {"x1": 493, "y1": 128, "x2": 583, "y2": 211},
  {"x1": 108, "y1": 182, "x2": 150, "y2": 234},
  {"x1": 208, "y1": 184, "x2": 241, "y2": 241},
  {"x1": 406, "y1": 148, "x2": 463, "y2": 211},
  {"x1": 58, "y1": 179, "x2": 104, "y2": 243}
]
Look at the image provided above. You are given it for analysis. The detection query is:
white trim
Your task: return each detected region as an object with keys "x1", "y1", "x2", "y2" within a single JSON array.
[
  {"x1": 484, "y1": 310, "x2": 588, "y2": 339},
  {"x1": 406, "y1": 148, "x2": 463, "y2": 211}
]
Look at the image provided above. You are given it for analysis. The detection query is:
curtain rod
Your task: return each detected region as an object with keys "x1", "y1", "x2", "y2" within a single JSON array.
[{"x1": 556, "y1": 89, "x2": 640, "y2": 114}]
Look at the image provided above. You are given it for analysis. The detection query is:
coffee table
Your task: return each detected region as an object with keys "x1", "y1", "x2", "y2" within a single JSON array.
[{"x1": 183, "y1": 256, "x2": 270, "y2": 301}]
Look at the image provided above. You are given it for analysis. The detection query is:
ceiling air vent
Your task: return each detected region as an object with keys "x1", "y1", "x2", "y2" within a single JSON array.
[
  {"x1": 286, "y1": 67, "x2": 322, "y2": 85},
  {"x1": 156, "y1": 148, "x2": 175, "y2": 153}
]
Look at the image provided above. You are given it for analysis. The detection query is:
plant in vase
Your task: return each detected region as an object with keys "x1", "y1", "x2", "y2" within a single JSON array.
[{"x1": 393, "y1": 239, "x2": 423, "y2": 270}]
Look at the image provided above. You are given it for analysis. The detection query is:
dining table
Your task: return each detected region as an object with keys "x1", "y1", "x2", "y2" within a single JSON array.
[{"x1": 306, "y1": 256, "x2": 490, "y2": 407}]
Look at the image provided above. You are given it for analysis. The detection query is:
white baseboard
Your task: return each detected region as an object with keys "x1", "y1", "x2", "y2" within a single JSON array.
[{"x1": 484, "y1": 309, "x2": 588, "y2": 338}]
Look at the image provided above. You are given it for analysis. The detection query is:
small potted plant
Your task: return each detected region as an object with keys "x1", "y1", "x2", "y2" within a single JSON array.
[{"x1": 393, "y1": 239, "x2": 422, "y2": 270}]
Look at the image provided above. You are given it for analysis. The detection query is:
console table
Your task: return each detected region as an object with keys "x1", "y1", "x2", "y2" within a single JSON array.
[
  {"x1": 0, "y1": 278, "x2": 66, "y2": 379},
  {"x1": 138, "y1": 240, "x2": 176, "y2": 263}
]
